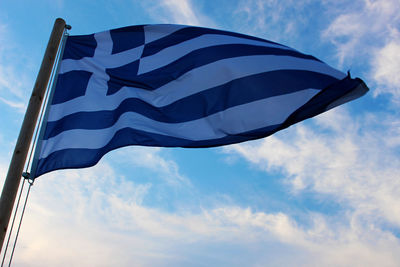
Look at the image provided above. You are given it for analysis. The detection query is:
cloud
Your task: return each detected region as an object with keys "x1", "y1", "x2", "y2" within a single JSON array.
[
  {"x1": 322, "y1": 0, "x2": 400, "y2": 64},
  {"x1": 0, "y1": 96, "x2": 26, "y2": 112},
  {"x1": 372, "y1": 36, "x2": 400, "y2": 101},
  {"x1": 221, "y1": 106, "x2": 400, "y2": 265},
  {"x1": 142, "y1": 0, "x2": 214, "y2": 27},
  {"x1": 0, "y1": 22, "x2": 31, "y2": 113},
  {"x1": 322, "y1": 0, "x2": 400, "y2": 100},
  {"x1": 0, "y1": 124, "x2": 398, "y2": 266},
  {"x1": 0, "y1": 128, "x2": 398, "y2": 266},
  {"x1": 233, "y1": 0, "x2": 311, "y2": 43},
  {"x1": 112, "y1": 146, "x2": 191, "y2": 188},
  {"x1": 8, "y1": 162, "x2": 400, "y2": 266},
  {"x1": 159, "y1": 0, "x2": 201, "y2": 25},
  {"x1": 224, "y1": 107, "x2": 400, "y2": 230}
]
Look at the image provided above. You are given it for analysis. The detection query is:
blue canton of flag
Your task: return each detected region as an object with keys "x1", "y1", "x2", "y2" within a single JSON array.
[{"x1": 31, "y1": 24, "x2": 368, "y2": 178}]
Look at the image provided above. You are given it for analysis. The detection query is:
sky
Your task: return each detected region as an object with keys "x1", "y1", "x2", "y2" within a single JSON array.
[{"x1": 0, "y1": 0, "x2": 399, "y2": 266}]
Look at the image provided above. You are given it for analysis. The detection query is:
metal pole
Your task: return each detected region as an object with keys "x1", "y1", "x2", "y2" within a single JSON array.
[{"x1": 0, "y1": 18, "x2": 66, "y2": 253}]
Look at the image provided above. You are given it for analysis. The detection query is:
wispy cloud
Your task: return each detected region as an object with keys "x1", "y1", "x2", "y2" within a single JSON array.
[
  {"x1": 233, "y1": 0, "x2": 314, "y2": 46},
  {"x1": 0, "y1": 22, "x2": 30, "y2": 113},
  {"x1": 226, "y1": 108, "x2": 400, "y2": 221},
  {"x1": 322, "y1": 0, "x2": 400, "y2": 63},
  {"x1": 1, "y1": 116, "x2": 398, "y2": 266},
  {"x1": 141, "y1": 0, "x2": 214, "y2": 27},
  {"x1": 9, "y1": 159, "x2": 400, "y2": 266},
  {"x1": 159, "y1": 0, "x2": 201, "y2": 25},
  {"x1": 112, "y1": 146, "x2": 191, "y2": 188},
  {"x1": 0, "y1": 96, "x2": 26, "y2": 112},
  {"x1": 224, "y1": 106, "x2": 400, "y2": 247},
  {"x1": 372, "y1": 34, "x2": 400, "y2": 101},
  {"x1": 1, "y1": 133, "x2": 397, "y2": 266},
  {"x1": 322, "y1": 0, "x2": 400, "y2": 100}
]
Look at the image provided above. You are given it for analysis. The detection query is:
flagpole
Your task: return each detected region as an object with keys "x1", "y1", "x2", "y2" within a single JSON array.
[{"x1": 0, "y1": 18, "x2": 66, "y2": 253}]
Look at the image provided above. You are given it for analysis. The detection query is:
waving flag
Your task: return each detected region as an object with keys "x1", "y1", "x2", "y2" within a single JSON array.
[{"x1": 31, "y1": 24, "x2": 368, "y2": 178}]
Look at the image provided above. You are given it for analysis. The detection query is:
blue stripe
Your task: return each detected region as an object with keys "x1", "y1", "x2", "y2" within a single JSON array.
[
  {"x1": 43, "y1": 70, "x2": 339, "y2": 139},
  {"x1": 107, "y1": 44, "x2": 322, "y2": 94},
  {"x1": 142, "y1": 26, "x2": 289, "y2": 57}
]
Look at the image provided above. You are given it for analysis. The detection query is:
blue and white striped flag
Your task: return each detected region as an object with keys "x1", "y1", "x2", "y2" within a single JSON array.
[{"x1": 31, "y1": 24, "x2": 368, "y2": 178}]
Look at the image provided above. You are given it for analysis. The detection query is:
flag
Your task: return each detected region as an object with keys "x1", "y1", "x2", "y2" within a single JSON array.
[{"x1": 31, "y1": 24, "x2": 368, "y2": 178}]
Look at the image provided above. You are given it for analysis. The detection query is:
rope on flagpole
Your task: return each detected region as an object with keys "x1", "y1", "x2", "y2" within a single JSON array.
[
  {"x1": 7, "y1": 177, "x2": 34, "y2": 267},
  {"x1": 0, "y1": 180, "x2": 25, "y2": 267}
]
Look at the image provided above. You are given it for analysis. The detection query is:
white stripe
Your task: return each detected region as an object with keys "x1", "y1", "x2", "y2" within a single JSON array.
[
  {"x1": 40, "y1": 89, "x2": 319, "y2": 158},
  {"x1": 144, "y1": 24, "x2": 188, "y2": 44},
  {"x1": 138, "y1": 33, "x2": 293, "y2": 75},
  {"x1": 93, "y1": 31, "x2": 113, "y2": 56},
  {"x1": 48, "y1": 55, "x2": 345, "y2": 121}
]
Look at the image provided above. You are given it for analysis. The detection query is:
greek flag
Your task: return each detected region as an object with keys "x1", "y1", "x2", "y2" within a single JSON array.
[{"x1": 31, "y1": 24, "x2": 368, "y2": 178}]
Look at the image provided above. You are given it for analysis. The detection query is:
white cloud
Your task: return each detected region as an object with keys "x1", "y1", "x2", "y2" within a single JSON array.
[
  {"x1": 0, "y1": 96, "x2": 26, "y2": 112},
  {"x1": 322, "y1": 0, "x2": 400, "y2": 63},
  {"x1": 142, "y1": 0, "x2": 214, "y2": 27},
  {"x1": 233, "y1": 0, "x2": 310, "y2": 43},
  {"x1": 225, "y1": 107, "x2": 400, "y2": 227},
  {"x1": 221, "y1": 107, "x2": 400, "y2": 265},
  {"x1": 372, "y1": 37, "x2": 400, "y2": 100},
  {"x1": 0, "y1": 133, "x2": 397, "y2": 266},
  {"x1": 112, "y1": 146, "x2": 190, "y2": 188},
  {"x1": 0, "y1": 121, "x2": 398, "y2": 266},
  {"x1": 160, "y1": 0, "x2": 201, "y2": 26},
  {"x1": 0, "y1": 22, "x2": 31, "y2": 113},
  {"x1": 322, "y1": 0, "x2": 400, "y2": 100},
  {"x1": 8, "y1": 163, "x2": 400, "y2": 266}
]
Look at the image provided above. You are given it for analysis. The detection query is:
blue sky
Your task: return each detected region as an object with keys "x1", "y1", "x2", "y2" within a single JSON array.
[{"x1": 0, "y1": 0, "x2": 400, "y2": 266}]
